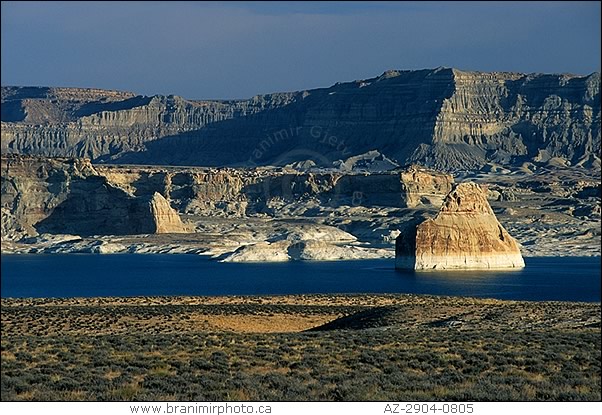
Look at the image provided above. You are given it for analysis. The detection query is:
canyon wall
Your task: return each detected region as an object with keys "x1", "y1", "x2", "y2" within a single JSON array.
[
  {"x1": 1, "y1": 155, "x2": 452, "y2": 238},
  {"x1": 2, "y1": 68, "x2": 599, "y2": 171},
  {"x1": 1, "y1": 155, "x2": 187, "y2": 237}
]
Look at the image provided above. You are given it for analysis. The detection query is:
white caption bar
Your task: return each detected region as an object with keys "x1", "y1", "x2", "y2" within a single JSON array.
[{"x1": 0, "y1": 401, "x2": 601, "y2": 415}]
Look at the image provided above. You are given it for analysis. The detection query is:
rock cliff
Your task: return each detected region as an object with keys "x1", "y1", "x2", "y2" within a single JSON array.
[
  {"x1": 146, "y1": 192, "x2": 188, "y2": 234},
  {"x1": 1, "y1": 154, "x2": 450, "y2": 239},
  {"x1": 77, "y1": 161, "x2": 453, "y2": 215},
  {"x1": 2, "y1": 68, "x2": 599, "y2": 171},
  {"x1": 2, "y1": 154, "x2": 599, "y2": 259},
  {"x1": 395, "y1": 182, "x2": 525, "y2": 270},
  {"x1": 1, "y1": 155, "x2": 187, "y2": 237},
  {"x1": 1, "y1": 87, "x2": 300, "y2": 163},
  {"x1": 400, "y1": 165, "x2": 454, "y2": 208}
]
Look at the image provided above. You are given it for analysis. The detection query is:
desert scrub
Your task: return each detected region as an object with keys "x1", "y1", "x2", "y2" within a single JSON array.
[
  {"x1": 1, "y1": 329, "x2": 600, "y2": 401},
  {"x1": 2, "y1": 296, "x2": 600, "y2": 401}
]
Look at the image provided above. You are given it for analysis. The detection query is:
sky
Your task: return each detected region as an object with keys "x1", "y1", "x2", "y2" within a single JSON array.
[{"x1": 1, "y1": 1, "x2": 600, "y2": 100}]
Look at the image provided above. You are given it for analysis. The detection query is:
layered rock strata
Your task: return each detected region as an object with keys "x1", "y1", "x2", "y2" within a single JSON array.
[
  {"x1": 2, "y1": 68, "x2": 599, "y2": 171},
  {"x1": 396, "y1": 182, "x2": 525, "y2": 270},
  {"x1": 1, "y1": 155, "x2": 187, "y2": 237},
  {"x1": 400, "y1": 165, "x2": 454, "y2": 207},
  {"x1": 1, "y1": 154, "x2": 452, "y2": 240}
]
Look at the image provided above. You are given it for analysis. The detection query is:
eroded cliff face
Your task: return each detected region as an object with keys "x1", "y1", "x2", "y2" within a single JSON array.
[
  {"x1": 396, "y1": 182, "x2": 525, "y2": 270},
  {"x1": 1, "y1": 155, "x2": 187, "y2": 237},
  {"x1": 415, "y1": 70, "x2": 601, "y2": 170},
  {"x1": 2, "y1": 68, "x2": 599, "y2": 171},
  {"x1": 147, "y1": 192, "x2": 187, "y2": 234},
  {"x1": 1, "y1": 86, "x2": 137, "y2": 124},
  {"x1": 1, "y1": 89, "x2": 300, "y2": 162},
  {"x1": 2, "y1": 155, "x2": 599, "y2": 259},
  {"x1": 1, "y1": 155, "x2": 451, "y2": 239},
  {"x1": 400, "y1": 165, "x2": 454, "y2": 208},
  {"x1": 1, "y1": 155, "x2": 98, "y2": 231}
]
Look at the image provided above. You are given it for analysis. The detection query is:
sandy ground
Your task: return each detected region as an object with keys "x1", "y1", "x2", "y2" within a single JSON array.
[{"x1": 2, "y1": 294, "x2": 599, "y2": 335}]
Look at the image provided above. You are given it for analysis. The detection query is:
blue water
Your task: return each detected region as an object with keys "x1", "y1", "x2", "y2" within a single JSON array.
[{"x1": 0, "y1": 255, "x2": 600, "y2": 302}]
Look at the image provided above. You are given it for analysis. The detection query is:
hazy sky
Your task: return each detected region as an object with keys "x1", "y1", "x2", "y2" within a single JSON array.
[{"x1": 1, "y1": 1, "x2": 600, "y2": 99}]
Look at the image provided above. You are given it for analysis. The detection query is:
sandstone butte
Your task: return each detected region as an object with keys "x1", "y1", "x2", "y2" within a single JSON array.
[
  {"x1": 147, "y1": 192, "x2": 187, "y2": 234},
  {"x1": 395, "y1": 182, "x2": 525, "y2": 270}
]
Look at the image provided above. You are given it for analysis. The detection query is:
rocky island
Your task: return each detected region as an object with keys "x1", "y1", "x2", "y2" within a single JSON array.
[{"x1": 396, "y1": 183, "x2": 525, "y2": 270}]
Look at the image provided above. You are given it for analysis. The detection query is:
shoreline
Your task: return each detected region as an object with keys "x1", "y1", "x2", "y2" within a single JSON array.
[
  {"x1": 2, "y1": 292, "x2": 601, "y2": 304},
  {"x1": 2, "y1": 250, "x2": 601, "y2": 258}
]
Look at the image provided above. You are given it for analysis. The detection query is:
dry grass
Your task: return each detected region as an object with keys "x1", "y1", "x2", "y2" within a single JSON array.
[{"x1": 1, "y1": 294, "x2": 600, "y2": 401}]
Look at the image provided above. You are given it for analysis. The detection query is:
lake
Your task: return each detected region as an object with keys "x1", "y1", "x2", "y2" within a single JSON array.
[{"x1": 1, "y1": 255, "x2": 600, "y2": 302}]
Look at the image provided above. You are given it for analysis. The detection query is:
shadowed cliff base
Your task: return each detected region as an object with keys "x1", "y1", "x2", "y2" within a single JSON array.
[{"x1": 34, "y1": 177, "x2": 187, "y2": 236}]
